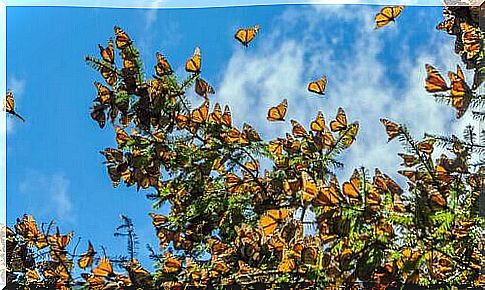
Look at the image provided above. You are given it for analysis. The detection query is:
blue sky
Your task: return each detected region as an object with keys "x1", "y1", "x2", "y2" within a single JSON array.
[{"x1": 6, "y1": 4, "x2": 473, "y2": 270}]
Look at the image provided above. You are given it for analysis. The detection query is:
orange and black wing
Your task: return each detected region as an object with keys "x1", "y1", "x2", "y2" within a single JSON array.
[{"x1": 267, "y1": 99, "x2": 288, "y2": 122}]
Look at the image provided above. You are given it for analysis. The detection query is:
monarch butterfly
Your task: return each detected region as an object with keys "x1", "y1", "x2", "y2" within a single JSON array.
[
  {"x1": 301, "y1": 171, "x2": 318, "y2": 203},
  {"x1": 301, "y1": 245, "x2": 319, "y2": 265},
  {"x1": 308, "y1": 76, "x2": 327, "y2": 95},
  {"x1": 398, "y1": 153, "x2": 418, "y2": 167},
  {"x1": 427, "y1": 185, "x2": 447, "y2": 209},
  {"x1": 416, "y1": 139, "x2": 434, "y2": 155},
  {"x1": 267, "y1": 99, "x2": 288, "y2": 122},
  {"x1": 242, "y1": 123, "x2": 262, "y2": 142},
  {"x1": 125, "y1": 258, "x2": 152, "y2": 286},
  {"x1": 283, "y1": 133, "x2": 301, "y2": 153},
  {"x1": 25, "y1": 268, "x2": 41, "y2": 284},
  {"x1": 192, "y1": 101, "x2": 209, "y2": 124},
  {"x1": 268, "y1": 139, "x2": 283, "y2": 156},
  {"x1": 235, "y1": 25, "x2": 260, "y2": 47},
  {"x1": 310, "y1": 111, "x2": 326, "y2": 133},
  {"x1": 424, "y1": 64, "x2": 449, "y2": 93},
  {"x1": 448, "y1": 66, "x2": 471, "y2": 118},
  {"x1": 223, "y1": 127, "x2": 241, "y2": 144},
  {"x1": 436, "y1": 18, "x2": 455, "y2": 35},
  {"x1": 380, "y1": 118, "x2": 401, "y2": 141},
  {"x1": 14, "y1": 215, "x2": 48, "y2": 249},
  {"x1": 94, "y1": 82, "x2": 112, "y2": 105},
  {"x1": 341, "y1": 122, "x2": 359, "y2": 148},
  {"x1": 318, "y1": 130, "x2": 336, "y2": 149},
  {"x1": 4, "y1": 91, "x2": 26, "y2": 122},
  {"x1": 98, "y1": 39, "x2": 115, "y2": 64},
  {"x1": 48, "y1": 230, "x2": 73, "y2": 251},
  {"x1": 149, "y1": 213, "x2": 168, "y2": 228},
  {"x1": 212, "y1": 260, "x2": 230, "y2": 276},
  {"x1": 460, "y1": 22, "x2": 480, "y2": 60},
  {"x1": 226, "y1": 172, "x2": 243, "y2": 192},
  {"x1": 185, "y1": 47, "x2": 201, "y2": 73},
  {"x1": 209, "y1": 103, "x2": 222, "y2": 124},
  {"x1": 163, "y1": 255, "x2": 182, "y2": 273},
  {"x1": 260, "y1": 209, "x2": 290, "y2": 236},
  {"x1": 372, "y1": 169, "x2": 388, "y2": 192},
  {"x1": 115, "y1": 126, "x2": 131, "y2": 148},
  {"x1": 291, "y1": 120, "x2": 307, "y2": 137},
  {"x1": 78, "y1": 241, "x2": 96, "y2": 269},
  {"x1": 314, "y1": 175, "x2": 341, "y2": 206},
  {"x1": 195, "y1": 78, "x2": 215, "y2": 98},
  {"x1": 92, "y1": 257, "x2": 114, "y2": 277},
  {"x1": 374, "y1": 6, "x2": 404, "y2": 29},
  {"x1": 330, "y1": 107, "x2": 347, "y2": 132},
  {"x1": 343, "y1": 169, "x2": 361, "y2": 199},
  {"x1": 221, "y1": 105, "x2": 232, "y2": 127},
  {"x1": 100, "y1": 66, "x2": 117, "y2": 87},
  {"x1": 156, "y1": 228, "x2": 176, "y2": 249},
  {"x1": 175, "y1": 113, "x2": 190, "y2": 130},
  {"x1": 398, "y1": 170, "x2": 428, "y2": 183},
  {"x1": 278, "y1": 254, "x2": 296, "y2": 273},
  {"x1": 155, "y1": 52, "x2": 173, "y2": 76},
  {"x1": 114, "y1": 26, "x2": 131, "y2": 49}
]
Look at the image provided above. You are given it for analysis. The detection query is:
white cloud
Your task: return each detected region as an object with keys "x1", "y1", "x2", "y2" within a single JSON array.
[
  {"x1": 215, "y1": 5, "x2": 469, "y2": 183},
  {"x1": 18, "y1": 172, "x2": 75, "y2": 224}
]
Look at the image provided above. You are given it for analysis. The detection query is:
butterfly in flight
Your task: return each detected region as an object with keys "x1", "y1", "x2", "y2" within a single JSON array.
[
  {"x1": 267, "y1": 99, "x2": 288, "y2": 122},
  {"x1": 375, "y1": 6, "x2": 404, "y2": 29},
  {"x1": 425, "y1": 64, "x2": 449, "y2": 93},
  {"x1": 308, "y1": 76, "x2": 327, "y2": 95},
  {"x1": 4, "y1": 91, "x2": 25, "y2": 122},
  {"x1": 235, "y1": 25, "x2": 260, "y2": 47}
]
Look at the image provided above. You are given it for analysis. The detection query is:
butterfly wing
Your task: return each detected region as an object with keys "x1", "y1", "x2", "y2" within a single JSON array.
[
  {"x1": 98, "y1": 39, "x2": 115, "y2": 64},
  {"x1": 195, "y1": 78, "x2": 215, "y2": 98},
  {"x1": 92, "y1": 257, "x2": 113, "y2": 277},
  {"x1": 114, "y1": 26, "x2": 131, "y2": 49},
  {"x1": 155, "y1": 52, "x2": 173, "y2": 76},
  {"x1": 185, "y1": 47, "x2": 201, "y2": 73},
  {"x1": 222, "y1": 105, "x2": 232, "y2": 127},
  {"x1": 308, "y1": 76, "x2": 327, "y2": 95},
  {"x1": 380, "y1": 118, "x2": 401, "y2": 141},
  {"x1": 343, "y1": 169, "x2": 361, "y2": 199},
  {"x1": 425, "y1": 64, "x2": 449, "y2": 92},
  {"x1": 235, "y1": 25, "x2": 260, "y2": 46},
  {"x1": 310, "y1": 111, "x2": 326, "y2": 132},
  {"x1": 267, "y1": 99, "x2": 288, "y2": 122},
  {"x1": 330, "y1": 107, "x2": 347, "y2": 132},
  {"x1": 375, "y1": 6, "x2": 404, "y2": 29},
  {"x1": 78, "y1": 241, "x2": 96, "y2": 269},
  {"x1": 192, "y1": 102, "x2": 209, "y2": 124}
]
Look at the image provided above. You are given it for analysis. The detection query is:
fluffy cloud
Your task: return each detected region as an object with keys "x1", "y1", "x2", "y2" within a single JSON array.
[
  {"x1": 18, "y1": 172, "x2": 75, "y2": 224},
  {"x1": 214, "y1": 5, "x2": 468, "y2": 183}
]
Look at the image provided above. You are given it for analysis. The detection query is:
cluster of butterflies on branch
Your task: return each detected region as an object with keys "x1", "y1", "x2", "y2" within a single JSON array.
[
  {"x1": 6, "y1": 215, "x2": 153, "y2": 289},
  {"x1": 6, "y1": 4, "x2": 484, "y2": 289},
  {"x1": 426, "y1": 6, "x2": 483, "y2": 119}
]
